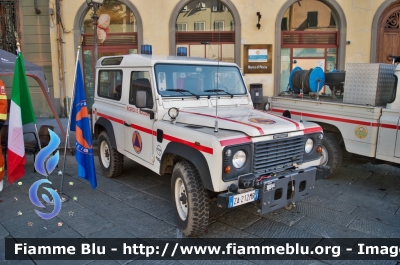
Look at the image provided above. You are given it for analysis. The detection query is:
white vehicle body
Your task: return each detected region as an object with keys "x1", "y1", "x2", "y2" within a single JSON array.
[
  {"x1": 268, "y1": 63, "x2": 400, "y2": 176},
  {"x1": 92, "y1": 54, "x2": 325, "y2": 236}
]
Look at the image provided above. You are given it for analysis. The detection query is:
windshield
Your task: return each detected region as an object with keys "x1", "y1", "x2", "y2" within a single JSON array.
[{"x1": 154, "y1": 63, "x2": 247, "y2": 97}]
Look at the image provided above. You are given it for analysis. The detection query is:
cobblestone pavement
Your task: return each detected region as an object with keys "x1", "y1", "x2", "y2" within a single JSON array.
[{"x1": 0, "y1": 120, "x2": 399, "y2": 264}]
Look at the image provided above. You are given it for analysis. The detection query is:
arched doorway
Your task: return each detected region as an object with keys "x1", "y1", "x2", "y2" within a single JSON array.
[
  {"x1": 169, "y1": 0, "x2": 241, "y2": 65},
  {"x1": 274, "y1": 0, "x2": 347, "y2": 94},
  {"x1": 77, "y1": 0, "x2": 142, "y2": 109},
  {"x1": 376, "y1": 2, "x2": 400, "y2": 63}
]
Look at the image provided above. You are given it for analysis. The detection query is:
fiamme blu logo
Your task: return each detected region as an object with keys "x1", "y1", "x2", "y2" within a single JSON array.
[{"x1": 28, "y1": 129, "x2": 62, "y2": 220}]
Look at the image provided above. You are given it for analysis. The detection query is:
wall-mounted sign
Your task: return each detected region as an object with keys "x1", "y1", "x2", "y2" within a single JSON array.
[{"x1": 244, "y1": 44, "x2": 272, "y2": 74}]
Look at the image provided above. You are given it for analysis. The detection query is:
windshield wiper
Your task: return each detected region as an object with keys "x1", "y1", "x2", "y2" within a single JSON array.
[
  {"x1": 204, "y1": 89, "x2": 234, "y2": 98},
  {"x1": 166, "y1": 89, "x2": 200, "y2": 99}
]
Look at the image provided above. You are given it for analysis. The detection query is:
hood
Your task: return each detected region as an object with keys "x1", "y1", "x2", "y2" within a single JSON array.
[{"x1": 163, "y1": 106, "x2": 304, "y2": 137}]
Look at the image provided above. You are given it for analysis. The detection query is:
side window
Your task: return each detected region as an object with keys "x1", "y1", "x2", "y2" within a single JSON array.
[
  {"x1": 98, "y1": 70, "x2": 123, "y2": 100},
  {"x1": 129, "y1": 71, "x2": 153, "y2": 108}
]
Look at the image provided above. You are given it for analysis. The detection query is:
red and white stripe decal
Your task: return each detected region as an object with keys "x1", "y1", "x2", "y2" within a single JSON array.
[
  {"x1": 271, "y1": 108, "x2": 380, "y2": 127},
  {"x1": 379, "y1": 123, "x2": 398, "y2": 130},
  {"x1": 180, "y1": 110, "x2": 265, "y2": 134},
  {"x1": 220, "y1": 136, "x2": 251, "y2": 146},
  {"x1": 303, "y1": 126, "x2": 323, "y2": 134}
]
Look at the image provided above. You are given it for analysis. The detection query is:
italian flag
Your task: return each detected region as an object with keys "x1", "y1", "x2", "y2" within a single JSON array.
[{"x1": 7, "y1": 52, "x2": 36, "y2": 184}]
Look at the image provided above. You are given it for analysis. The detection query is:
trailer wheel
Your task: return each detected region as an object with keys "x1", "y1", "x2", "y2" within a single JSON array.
[
  {"x1": 98, "y1": 131, "x2": 124, "y2": 178},
  {"x1": 321, "y1": 133, "x2": 342, "y2": 177},
  {"x1": 171, "y1": 161, "x2": 209, "y2": 237}
]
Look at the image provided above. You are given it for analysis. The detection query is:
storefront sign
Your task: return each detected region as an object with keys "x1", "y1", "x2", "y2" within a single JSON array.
[{"x1": 244, "y1": 45, "x2": 272, "y2": 74}]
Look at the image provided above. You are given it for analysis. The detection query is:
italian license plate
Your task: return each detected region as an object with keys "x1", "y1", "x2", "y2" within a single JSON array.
[{"x1": 228, "y1": 190, "x2": 259, "y2": 208}]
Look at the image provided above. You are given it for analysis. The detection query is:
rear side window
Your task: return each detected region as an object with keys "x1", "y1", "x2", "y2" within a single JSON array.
[{"x1": 98, "y1": 70, "x2": 123, "y2": 100}]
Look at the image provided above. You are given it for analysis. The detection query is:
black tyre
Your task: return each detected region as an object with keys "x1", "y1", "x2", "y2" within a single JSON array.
[
  {"x1": 98, "y1": 131, "x2": 124, "y2": 178},
  {"x1": 321, "y1": 133, "x2": 342, "y2": 177},
  {"x1": 171, "y1": 161, "x2": 209, "y2": 237}
]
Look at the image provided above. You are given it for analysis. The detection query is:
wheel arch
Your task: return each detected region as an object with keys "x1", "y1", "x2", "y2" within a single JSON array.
[
  {"x1": 94, "y1": 117, "x2": 117, "y2": 149},
  {"x1": 311, "y1": 121, "x2": 344, "y2": 146},
  {"x1": 160, "y1": 142, "x2": 213, "y2": 191}
]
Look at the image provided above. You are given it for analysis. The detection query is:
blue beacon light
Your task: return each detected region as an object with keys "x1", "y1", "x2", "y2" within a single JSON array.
[{"x1": 141, "y1": 44, "x2": 152, "y2": 55}]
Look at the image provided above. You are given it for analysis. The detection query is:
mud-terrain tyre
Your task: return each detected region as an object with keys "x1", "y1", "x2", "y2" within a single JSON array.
[
  {"x1": 171, "y1": 161, "x2": 209, "y2": 237},
  {"x1": 98, "y1": 131, "x2": 124, "y2": 178},
  {"x1": 321, "y1": 133, "x2": 342, "y2": 177}
]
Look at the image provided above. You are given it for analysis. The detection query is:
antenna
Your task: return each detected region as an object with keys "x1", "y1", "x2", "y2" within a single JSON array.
[{"x1": 214, "y1": 31, "x2": 220, "y2": 132}]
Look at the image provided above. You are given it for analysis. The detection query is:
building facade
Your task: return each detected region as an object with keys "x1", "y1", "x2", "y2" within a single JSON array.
[{"x1": 4, "y1": 0, "x2": 400, "y2": 116}]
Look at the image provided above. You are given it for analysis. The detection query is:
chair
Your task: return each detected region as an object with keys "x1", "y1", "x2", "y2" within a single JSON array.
[
  {"x1": 132, "y1": 78, "x2": 153, "y2": 108},
  {"x1": 24, "y1": 125, "x2": 55, "y2": 171}
]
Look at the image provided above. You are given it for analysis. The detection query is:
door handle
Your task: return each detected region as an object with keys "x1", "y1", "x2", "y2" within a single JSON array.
[{"x1": 124, "y1": 121, "x2": 131, "y2": 127}]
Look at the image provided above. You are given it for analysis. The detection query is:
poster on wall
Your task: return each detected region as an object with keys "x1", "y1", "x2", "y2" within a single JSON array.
[{"x1": 244, "y1": 44, "x2": 272, "y2": 74}]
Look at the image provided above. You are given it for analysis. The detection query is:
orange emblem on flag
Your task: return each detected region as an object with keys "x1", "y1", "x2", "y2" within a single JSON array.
[{"x1": 132, "y1": 131, "x2": 142, "y2": 154}]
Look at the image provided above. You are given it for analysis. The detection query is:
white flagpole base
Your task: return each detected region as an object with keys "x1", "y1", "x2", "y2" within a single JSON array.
[{"x1": 0, "y1": 180, "x2": 3, "y2": 192}]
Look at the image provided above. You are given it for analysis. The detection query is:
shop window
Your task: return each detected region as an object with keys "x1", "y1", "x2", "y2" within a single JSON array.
[
  {"x1": 214, "y1": 21, "x2": 224, "y2": 31},
  {"x1": 307, "y1": 11, "x2": 318, "y2": 27},
  {"x1": 194, "y1": 22, "x2": 206, "y2": 31}
]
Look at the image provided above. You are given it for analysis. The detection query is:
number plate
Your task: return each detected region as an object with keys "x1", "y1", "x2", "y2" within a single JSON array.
[{"x1": 228, "y1": 190, "x2": 259, "y2": 208}]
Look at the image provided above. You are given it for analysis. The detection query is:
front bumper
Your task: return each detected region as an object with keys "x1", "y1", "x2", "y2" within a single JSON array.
[{"x1": 217, "y1": 167, "x2": 317, "y2": 214}]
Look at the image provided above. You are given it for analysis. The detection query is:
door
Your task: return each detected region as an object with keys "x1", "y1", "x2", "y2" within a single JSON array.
[
  {"x1": 377, "y1": 6, "x2": 400, "y2": 63},
  {"x1": 124, "y1": 69, "x2": 155, "y2": 165}
]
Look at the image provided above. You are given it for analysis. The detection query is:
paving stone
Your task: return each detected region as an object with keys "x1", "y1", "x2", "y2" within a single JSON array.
[
  {"x1": 316, "y1": 179, "x2": 386, "y2": 199},
  {"x1": 156, "y1": 210, "x2": 177, "y2": 226},
  {"x1": 326, "y1": 259, "x2": 395, "y2": 265},
  {"x1": 350, "y1": 206, "x2": 400, "y2": 228},
  {"x1": 1, "y1": 212, "x2": 65, "y2": 238},
  {"x1": 293, "y1": 216, "x2": 364, "y2": 246},
  {"x1": 40, "y1": 226, "x2": 83, "y2": 238},
  {"x1": 294, "y1": 202, "x2": 356, "y2": 227},
  {"x1": 350, "y1": 162, "x2": 396, "y2": 175},
  {"x1": 0, "y1": 190, "x2": 36, "y2": 222},
  {"x1": 179, "y1": 261, "x2": 254, "y2": 265},
  {"x1": 86, "y1": 226, "x2": 136, "y2": 238},
  {"x1": 202, "y1": 221, "x2": 258, "y2": 239},
  {"x1": 123, "y1": 192, "x2": 173, "y2": 216},
  {"x1": 334, "y1": 193, "x2": 398, "y2": 213},
  {"x1": 115, "y1": 175, "x2": 159, "y2": 191},
  {"x1": 57, "y1": 208, "x2": 114, "y2": 236},
  {"x1": 0, "y1": 224, "x2": 9, "y2": 238},
  {"x1": 328, "y1": 167, "x2": 372, "y2": 184},
  {"x1": 381, "y1": 191, "x2": 400, "y2": 205},
  {"x1": 251, "y1": 259, "x2": 325, "y2": 265},
  {"x1": 264, "y1": 207, "x2": 305, "y2": 227},
  {"x1": 217, "y1": 209, "x2": 261, "y2": 230},
  {"x1": 142, "y1": 184, "x2": 171, "y2": 201},
  {"x1": 351, "y1": 172, "x2": 400, "y2": 191},
  {"x1": 209, "y1": 201, "x2": 234, "y2": 221},
  {"x1": 87, "y1": 260, "x2": 121, "y2": 265},
  {"x1": 244, "y1": 218, "x2": 318, "y2": 239},
  {"x1": 348, "y1": 218, "x2": 400, "y2": 238},
  {"x1": 303, "y1": 195, "x2": 357, "y2": 213},
  {"x1": 97, "y1": 181, "x2": 142, "y2": 201},
  {"x1": 35, "y1": 259, "x2": 91, "y2": 265}
]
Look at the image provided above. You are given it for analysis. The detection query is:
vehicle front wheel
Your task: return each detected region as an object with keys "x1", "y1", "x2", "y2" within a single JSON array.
[
  {"x1": 171, "y1": 161, "x2": 209, "y2": 237},
  {"x1": 321, "y1": 133, "x2": 342, "y2": 177},
  {"x1": 98, "y1": 131, "x2": 124, "y2": 178}
]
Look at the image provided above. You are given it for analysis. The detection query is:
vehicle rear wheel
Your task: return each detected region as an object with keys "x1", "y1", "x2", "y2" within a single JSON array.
[
  {"x1": 171, "y1": 160, "x2": 209, "y2": 237},
  {"x1": 321, "y1": 133, "x2": 342, "y2": 177},
  {"x1": 98, "y1": 131, "x2": 124, "y2": 178}
]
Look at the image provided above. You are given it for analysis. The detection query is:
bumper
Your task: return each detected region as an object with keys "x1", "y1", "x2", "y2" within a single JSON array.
[
  {"x1": 217, "y1": 167, "x2": 316, "y2": 214},
  {"x1": 315, "y1": 165, "x2": 331, "y2": 180}
]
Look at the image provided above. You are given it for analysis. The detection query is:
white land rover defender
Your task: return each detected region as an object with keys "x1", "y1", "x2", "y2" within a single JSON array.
[{"x1": 92, "y1": 54, "x2": 328, "y2": 236}]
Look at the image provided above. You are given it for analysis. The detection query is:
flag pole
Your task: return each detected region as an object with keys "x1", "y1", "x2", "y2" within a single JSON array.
[
  {"x1": 59, "y1": 37, "x2": 83, "y2": 201},
  {"x1": 15, "y1": 33, "x2": 42, "y2": 151}
]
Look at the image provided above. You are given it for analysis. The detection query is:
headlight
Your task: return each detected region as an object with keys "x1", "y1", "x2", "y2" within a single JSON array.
[
  {"x1": 305, "y1": 138, "x2": 314, "y2": 153},
  {"x1": 168, "y1": 107, "x2": 179, "y2": 119},
  {"x1": 232, "y1": 150, "x2": 246, "y2": 169}
]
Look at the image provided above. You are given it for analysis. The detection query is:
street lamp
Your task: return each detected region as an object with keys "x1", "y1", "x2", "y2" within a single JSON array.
[{"x1": 86, "y1": 0, "x2": 104, "y2": 65}]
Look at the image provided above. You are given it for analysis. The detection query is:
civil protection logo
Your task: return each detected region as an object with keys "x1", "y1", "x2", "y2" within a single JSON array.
[{"x1": 29, "y1": 129, "x2": 62, "y2": 220}]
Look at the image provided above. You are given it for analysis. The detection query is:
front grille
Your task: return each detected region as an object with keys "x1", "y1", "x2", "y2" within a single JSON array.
[{"x1": 253, "y1": 136, "x2": 305, "y2": 175}]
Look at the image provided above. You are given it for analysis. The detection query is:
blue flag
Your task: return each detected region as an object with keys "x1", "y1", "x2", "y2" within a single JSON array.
[{"x1": 70, "y1": 61, "x2": 97, "y2": 189}]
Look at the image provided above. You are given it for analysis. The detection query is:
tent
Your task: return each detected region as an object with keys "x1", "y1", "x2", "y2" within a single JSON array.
[{"x1": 0, "y1": 49, "x2": 66, "y2": 139}]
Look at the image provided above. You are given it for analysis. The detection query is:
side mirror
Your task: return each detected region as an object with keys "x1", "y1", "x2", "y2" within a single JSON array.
[{"x1": 136, "y1": 91, "x2": 147, "y2": 108}]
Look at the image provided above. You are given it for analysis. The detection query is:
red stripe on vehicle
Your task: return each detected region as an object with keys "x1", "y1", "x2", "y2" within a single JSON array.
[
  {"x1": 164, "y1": 134, "x2": 213, "y2": 154},
  {"x1": 303, "y1": 127, "x2": 322, "y2": 134},
  {"x1": 181, "y1": 110, "x2": 265, "y2": 135},
  {"x1": 271, "y1": 108, "x2": 379, "y2": 127},
  {"x1": 97, "y1": 112, "x2": 124, "y2": 124},
  {"x1": 130, "y1": 124, "x2": 153, "y2": 135},
  {"x1": 269, "y1": 112, "x2": 300, "y2": 130},
  {"x1": 220, "y1": 136, "x2": 251, "y2": 146},
  {"x1": 380, "y1": 124, "x2": 398, "y2": 129}
]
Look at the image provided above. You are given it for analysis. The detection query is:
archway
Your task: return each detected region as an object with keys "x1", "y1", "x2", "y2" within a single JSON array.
[
  {"x1": 274, "y1": 0, "x2": 347, "y2": 94},
  {"x1": 169, "y1": 0, "x2": 241, "y2": 65},
  {"x1": 375, "y1": 1, "x2": 400, "y2": 63},
  {"x1": 74, "y1": 0, "x2": 143, "y2": 109}
]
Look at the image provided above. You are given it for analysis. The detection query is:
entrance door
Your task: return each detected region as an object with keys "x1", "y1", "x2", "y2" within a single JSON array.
[{"x1": 377, "y1": 6, "x2": 400, "y2": 63}]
